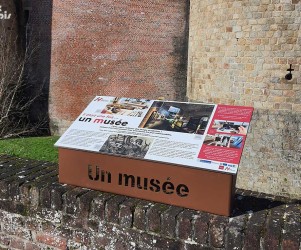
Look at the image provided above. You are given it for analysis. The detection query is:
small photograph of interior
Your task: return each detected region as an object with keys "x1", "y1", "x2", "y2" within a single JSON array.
[
  {"x1": 140, "y1": 101, "x2": 215, "y2": 134},
  {"x1": 101, "y1": 97, "x2": 152, "y2": 117},
  {"x1": 211, "y1": 120, "x2": 249, "y2": 135},
  {"x1": 203, "y1": 134, "x2": 244, "y2": 149}
]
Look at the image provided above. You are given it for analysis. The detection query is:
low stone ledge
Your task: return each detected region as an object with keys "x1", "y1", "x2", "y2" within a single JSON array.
[{"x1": 0, "y1": 154, "x2": 300, "y2": 249}]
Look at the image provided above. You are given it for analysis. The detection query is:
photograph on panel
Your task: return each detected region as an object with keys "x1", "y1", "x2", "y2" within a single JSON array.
[
  {"x1": 140, "y1": 101, "x2": 215, "y2": 135},
  {"x1": 100, "y1": 134, "x2": 153, "y2": 158},
  {"x1": 100, "y1": 97, "x2": 152, "y2": 117},
  {"x1": 203, "y1": 134, "x2": 244, "y2": 149}
]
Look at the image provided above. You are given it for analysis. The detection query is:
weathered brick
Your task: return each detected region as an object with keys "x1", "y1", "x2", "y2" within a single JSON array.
[
  {"x1": 71, "y1": 190, "x2": 102, "y2": 229},
  {"x1": 40, "y1": 185, "x2": 52, "y2": 209},
  {"x1": 7, "y1": 181, "x2": 20, "y2": 202},
  {"x1": 0, "y1": 233, "x2": 11, "y2": 246},
  {"x1": 185, "y1": 243, "x2": 210, "y2": 250},
  {"x1": 36, "y1": 208, "x2": 62, "y2": 225},
  {"x1": 25, "y1": 241, "x2": 43, "y2": 250},
  {"x1": 24, "y1": 218, "x2": 40, "y2": 231},
  {"x1": 62, "y1": 213, "x2": 85, "y2": 229},
  {"x1": 225, "y1": 214, "x2": 246, "y2": 249},
  {"x1": 10, "y1": 237, "x2": 26, "y2": 249},
  {"x1": 78, "y1": 190, "x2": 100, "y2": 214},
  {"x1": 66, "y1": 240, "x2": 83, "y2": 250},
  {"x1": 176, "y1": 209, "x2": 197, "y2": 240},
  {"x1": 161, "y1": 206, "x2": 183, "y2": 238},
  {"x1": 86, "y1": 219, "x2": 99, "y2": 232},
  {"x1": 243, "y1": 210, "x2": 268, "y2": 250},
  {"x1": 105, "y1": 195, "x2": 127, "y2": 224},
  {"x1": 1, "y1": 215, "x2": 32, "y2": 241},
  {"x1": 40, "y1": 220, "x2": 56, "y2": 233},
  {"x1": 133, "y1": 200, "x2": 152, "y2": 231},
  {"x1": 209, "y1": 215, "x2": 228, "y2": 248},
  {"x1": 50, "y1": 184, "x2": 74, "y2": 211},
  {"x1": 63, "y1": 187, "x2": 89, "y2": 215},
  {"x1": 19, "y1": 184, "x2": 31, "y2": 206},
  {"x1": 118, "y1": 228, "x2": 141, "y2": 248},
  {"x1": 138, "y1": 232, "x2": 154, "y2": 250},
  {"x1": 193, "y1": 212, "x2": 211, "y2": 245},
  {"x1": 281, "y1": 204, "x2": 301, "y2": 250},
  {"x1": 152, "y1": 235, "x2": 183, "y2": 250},
  {"x1": 45, "y1": 225, "x2": 73, "y2": 245},
  {"x1": 72, "y1": 229, "x2": 91, "y2": 246},
  {"x1": 89, "y1": 192, "x2": 114, "y2": 222},
  {"x1": 146, "y1": 203, "x2": 169, "y2": 234},
  {"x1": 92, "y1": 234, "x2": 111, "y2": 249},
  {"x1": 12, "y1": 203, "x2": 28, "y2": 219},
  {"x1": 119, "y1": 198, "x2": 139, "y2": 228},
  {"x1": 114, "y1": 239, "x2": 131, "y2": 250},
  {"x1": 262, "y1": 205, "x2": 285, "y2": 249},
  {"x1": 35, "y1": 233, "x2": 67, "y2": 249}
]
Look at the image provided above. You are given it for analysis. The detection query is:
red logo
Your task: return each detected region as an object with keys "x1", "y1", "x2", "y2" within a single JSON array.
[
  {"x1": 94, "y1": 97, "x2": 103, "y2": 102},
  {"x1": 219, "y1": 165, "x2": 224, "y2": 170}
]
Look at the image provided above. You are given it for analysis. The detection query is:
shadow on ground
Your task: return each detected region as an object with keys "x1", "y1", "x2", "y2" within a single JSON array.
[{"x1": 232, "y1": 188, "x2": 301, "y2": 216}]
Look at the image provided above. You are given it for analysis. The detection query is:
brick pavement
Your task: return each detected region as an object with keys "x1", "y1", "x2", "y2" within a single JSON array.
[{"x1": 0, "y1": 154, "x2": 300, "y2": 249}]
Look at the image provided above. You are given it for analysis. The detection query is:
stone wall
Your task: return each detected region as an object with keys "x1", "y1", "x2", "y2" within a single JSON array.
[
  {"x1": 188, "y1": 0, "x2": 301, "y2": 198},
  {"x1": 49, "y1": 0, "x2": 189, "y2": 134},
  {"x1": 237, "y1": 110, "x2": 301, "y2": 198}
]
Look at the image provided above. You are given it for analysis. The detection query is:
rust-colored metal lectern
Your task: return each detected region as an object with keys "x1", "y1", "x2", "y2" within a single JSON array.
[
  {"x1": 58, "y1": 148, "x2": 236, "y2": 216},
  {"x1": 56, "y1": 96, "x2": 253, "y2": 217}
]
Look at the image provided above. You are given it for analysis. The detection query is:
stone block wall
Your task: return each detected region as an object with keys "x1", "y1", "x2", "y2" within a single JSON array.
[
  {"x1": 237, "y1": 110, "x2": 301, "y2": 198},
  {"x1": 188, "y1": 0, "x2": 301, "y2": 110},
  {"x1": 188, "y1": 0, "x2": 301, "y2": 198},
  {"x1": 49, "y1": 0, "x2": 189, "y2": 134}
]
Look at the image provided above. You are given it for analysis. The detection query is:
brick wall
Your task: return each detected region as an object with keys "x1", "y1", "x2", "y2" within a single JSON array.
[
  {"x1": 188, "y1": 0, "x2": 301, "y2": 198},
  {"x1": 49, "y1": 0, "x2": 189, "y2": 134},
  {"x1": 0, "y1": 155, "x2": 300, "y2": 249}
]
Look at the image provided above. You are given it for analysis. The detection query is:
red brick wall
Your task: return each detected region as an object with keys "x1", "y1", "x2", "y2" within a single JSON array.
[{"x1": 50, "y1": 0, "x2": 189, "y2": 134}]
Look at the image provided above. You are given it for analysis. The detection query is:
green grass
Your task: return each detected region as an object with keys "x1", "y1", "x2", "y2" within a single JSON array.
[{"x1": 0, "y1": 136, "x2": 60, "y2": 163}]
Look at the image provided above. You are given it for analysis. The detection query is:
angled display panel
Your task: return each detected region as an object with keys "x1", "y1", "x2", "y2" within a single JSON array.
[{"x1": 55, "y1": 96, "x2": 253, "y2": 174}]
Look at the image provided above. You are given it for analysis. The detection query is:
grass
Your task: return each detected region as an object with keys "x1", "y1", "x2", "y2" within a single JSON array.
[{"x1": 0, "y1": 136, "x2": 60, "y2": 163}]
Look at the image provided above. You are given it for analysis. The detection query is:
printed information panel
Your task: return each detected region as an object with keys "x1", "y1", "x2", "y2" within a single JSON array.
[{"x1": 55, "y1": 96, "x2": 253, "y2": 174}]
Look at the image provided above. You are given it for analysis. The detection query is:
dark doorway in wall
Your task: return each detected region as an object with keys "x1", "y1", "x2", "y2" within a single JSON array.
[
  {"x1": 173, "y1": 0, "x2": 190, "y2": 101},
  {"x1": 15, "y1": 0, "x2": 53, "y2": 135}
]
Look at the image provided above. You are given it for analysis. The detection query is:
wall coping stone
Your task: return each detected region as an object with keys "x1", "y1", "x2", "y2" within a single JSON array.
[{"x1": 0, "y1": 154, "x2": 300, "y2": 249}]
